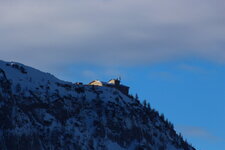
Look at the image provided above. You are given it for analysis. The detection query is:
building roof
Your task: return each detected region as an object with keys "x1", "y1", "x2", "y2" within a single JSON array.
[{"x1": 88, "y1": 80, "x2": 108, "y2": 86}]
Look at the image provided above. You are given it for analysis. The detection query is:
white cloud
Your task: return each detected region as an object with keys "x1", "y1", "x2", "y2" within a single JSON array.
[
  {"x1": 178, "y1": 64, "x2": 206, "y2": 73},
  {"x1": 0, "y1": 0, "x2": 225, "y2": 69},
  {"x1": 177, "y1": 126, "x2": 221, "y2": 142}
]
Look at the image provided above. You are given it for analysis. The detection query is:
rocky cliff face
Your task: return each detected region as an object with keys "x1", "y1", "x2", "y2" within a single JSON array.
[{"x1": 0, "y1": 60, "x2": 195, "y2": 150}]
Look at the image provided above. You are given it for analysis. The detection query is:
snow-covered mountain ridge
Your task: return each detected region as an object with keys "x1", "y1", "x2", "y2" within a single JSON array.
[{"x1": 0, "y1": 60, "x2": 196, "y2": 150}]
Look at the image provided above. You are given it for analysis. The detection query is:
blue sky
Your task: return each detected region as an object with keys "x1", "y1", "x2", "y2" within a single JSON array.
[
  {"x1": 0, "y1": 0, "x2": 225, "y2": 149},
  {"x1": 53, "y1": 58, "x2": 225, "y2": 150}
]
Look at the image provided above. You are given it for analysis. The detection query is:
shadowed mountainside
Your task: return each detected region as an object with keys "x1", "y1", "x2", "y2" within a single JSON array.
[{"x1": 0, "y1": 60, "x2": 195, "y2": 150}]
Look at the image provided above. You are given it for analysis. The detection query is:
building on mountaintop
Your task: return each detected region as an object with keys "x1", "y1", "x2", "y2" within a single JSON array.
[{"x1": 88, "y1": 79, "x2": 129, "y2": 95}]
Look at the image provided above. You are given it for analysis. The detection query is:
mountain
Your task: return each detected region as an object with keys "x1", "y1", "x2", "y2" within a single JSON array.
[{"x1": 0, "y1": 60, "x2": 195, "y2": 150}]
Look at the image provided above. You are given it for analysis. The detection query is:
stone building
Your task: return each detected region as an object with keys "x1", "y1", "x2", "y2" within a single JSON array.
[{"x1": 88, "y1": 79, "x2": 129, "y2": 95}]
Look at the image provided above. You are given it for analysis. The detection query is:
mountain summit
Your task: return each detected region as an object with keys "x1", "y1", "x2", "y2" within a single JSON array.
[{"x1": 0, "y1": 60, "x2": 195, "y2": 150}]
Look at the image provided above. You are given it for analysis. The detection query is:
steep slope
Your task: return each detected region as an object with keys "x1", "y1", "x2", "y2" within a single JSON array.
[{"x1": 0, "y1": 60, "x2": 195, "y2": 150}]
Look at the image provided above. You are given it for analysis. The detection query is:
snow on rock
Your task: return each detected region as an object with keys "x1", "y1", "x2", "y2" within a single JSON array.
[{"x1": 0, "y1": 60, "x2": 196, "y2": 150}]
